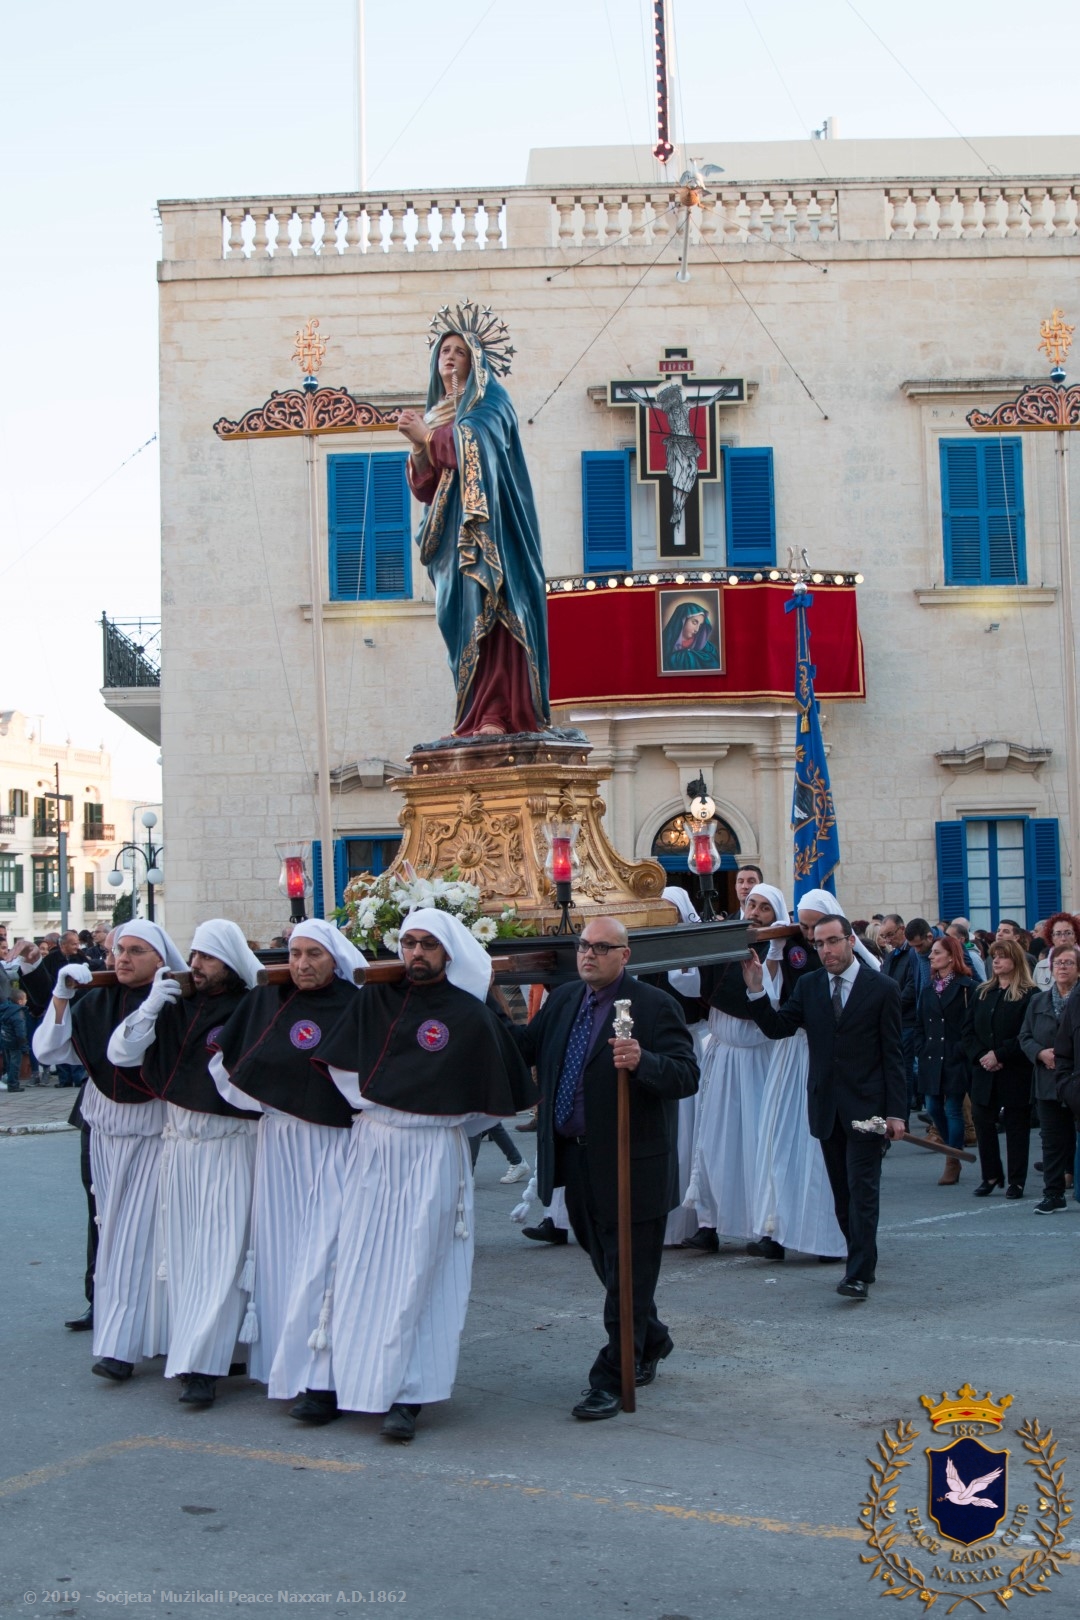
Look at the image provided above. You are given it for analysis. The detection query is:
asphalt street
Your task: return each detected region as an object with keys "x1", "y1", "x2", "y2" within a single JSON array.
[{"x1": 1, "y1": 1124, "x2": 1078, "y2": 1620}]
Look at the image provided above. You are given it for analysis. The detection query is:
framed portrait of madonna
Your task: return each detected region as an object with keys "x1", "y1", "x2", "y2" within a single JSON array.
[{"x1": 657, "y1": 587, "x2": 724, "y2": 676}]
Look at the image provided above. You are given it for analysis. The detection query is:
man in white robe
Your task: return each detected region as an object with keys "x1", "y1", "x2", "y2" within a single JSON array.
[
  {"x1": 106, "y1": 919, "x2": 262, "y2": 1405},
  {"x1": 321, "y1": 909, "x2": 533, "y2": 1442},
  {"x1": 33, "y1": 921, "x2": 185, "y2": 1380},
  {"x1": 209, "y1": 919, "x2": 366, "y2": 1425}
]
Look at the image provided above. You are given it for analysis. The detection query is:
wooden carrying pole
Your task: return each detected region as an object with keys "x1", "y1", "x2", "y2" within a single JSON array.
[
  {"x1": 616, "y1": 1067, "x2": 636, "y2": 1413},
  {"x1": 257, "y1": 955, "x2": 515, "y2": 987},
  {"x1": 89, "y1": 969, "x2": 196, "y2": 997}
]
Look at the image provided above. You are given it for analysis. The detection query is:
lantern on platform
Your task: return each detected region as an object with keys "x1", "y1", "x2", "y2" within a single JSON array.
[
  {"x1": 276, "y1": 842, "x2": 313, "y2": 924},
  {"x1": 542, "y1": 821, "x2": 581, "y2": 936},
  {"x1": 686, "y1": 817, "x2": 721, "y2": 921}
]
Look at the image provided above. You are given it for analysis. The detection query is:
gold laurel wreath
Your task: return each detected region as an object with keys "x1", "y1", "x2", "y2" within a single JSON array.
[{"x1": 860, "y1": 1419, "x2": 1073, "y2": 1611}]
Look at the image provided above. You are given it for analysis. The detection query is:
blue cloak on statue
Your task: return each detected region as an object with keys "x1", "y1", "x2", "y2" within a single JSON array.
[{"x1": 415, "y1": 331, "x2": 551, "y2": 732}]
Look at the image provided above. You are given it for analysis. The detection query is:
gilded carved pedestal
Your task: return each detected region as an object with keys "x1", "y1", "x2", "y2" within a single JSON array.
[{"x1": 389, "y1": 732, "x2": 676, "y2": 931}]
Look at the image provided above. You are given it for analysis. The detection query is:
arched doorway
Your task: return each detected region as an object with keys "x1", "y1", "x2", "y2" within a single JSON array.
[{"x1": 651, "y1": 812, "x2": 741, "y2": 916}]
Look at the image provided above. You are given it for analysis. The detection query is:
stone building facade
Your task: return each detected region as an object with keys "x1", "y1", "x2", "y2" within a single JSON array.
[
  {"x1": 0, "y1": 711, "x2": 144, "y2": 937},
  {"x1": 152, "y1": 136, "x2": 1080, "y2": 943}
]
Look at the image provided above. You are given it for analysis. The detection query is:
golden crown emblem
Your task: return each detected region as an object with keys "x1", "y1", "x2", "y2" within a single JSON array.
[{"x1": 919, "y1": 1384, "x2": 1013, "y2": 1430}]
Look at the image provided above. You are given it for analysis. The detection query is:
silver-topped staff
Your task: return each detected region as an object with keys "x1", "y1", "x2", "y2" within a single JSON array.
[{"x1": 613, "y1": 998, "x2": 637, "y2": 1414}]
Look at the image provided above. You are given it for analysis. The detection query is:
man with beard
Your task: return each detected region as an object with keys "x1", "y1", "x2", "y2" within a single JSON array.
[
  {"x1": 105, "y1": 920, "x2": 262, "y2": 1405},
  {"x1": 318, "y1": 909, "x2": 534, "y2": 1442},
  {"x1": 208, "y1": 919, "x2": 366, "y2": 1426},
  {"x1": 33, "y1": 921, "x2": 186, "y2": 1380}
]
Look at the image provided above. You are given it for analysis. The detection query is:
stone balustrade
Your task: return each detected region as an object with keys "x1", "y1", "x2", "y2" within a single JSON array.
[{"x1": 159, "y1": 178, "x2": 1080, "y2": 262}]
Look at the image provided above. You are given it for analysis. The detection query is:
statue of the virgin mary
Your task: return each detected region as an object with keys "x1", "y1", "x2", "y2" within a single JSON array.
[{"x1": 397, "y1": 303, "x2": 550, "y2": 736}]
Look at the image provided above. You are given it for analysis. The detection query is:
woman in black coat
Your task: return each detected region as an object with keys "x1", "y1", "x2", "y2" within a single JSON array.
[
  {"x1": 962, "y1": 938, "x2": 1036, "y2": 1198},
  {"x1": 915, "y1": 934, "x2": 976, "y2": 1186}
]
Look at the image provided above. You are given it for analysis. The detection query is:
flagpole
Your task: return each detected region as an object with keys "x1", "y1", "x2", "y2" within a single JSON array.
[{"x1": 356, "y1": 0, "x2": 367, "y2": 193}]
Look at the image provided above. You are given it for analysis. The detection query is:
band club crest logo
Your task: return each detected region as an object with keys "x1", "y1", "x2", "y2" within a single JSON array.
[
  {"x1": 289, "y1": 1020, "x2": 322, "y2": 1051},
  {"x1": 860, "y1": 1384, "x2": 1071, "y2": 1608},
  {"x1": 417, "y1": 1019, "x2": 450, "y2": 1052}
]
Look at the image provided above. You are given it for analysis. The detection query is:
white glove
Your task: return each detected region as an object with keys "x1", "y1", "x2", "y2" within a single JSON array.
[
  {"x1": 766, "y1": 939, "x2": 786, "y2": 961},
  {"x1": 141, "y1": 965, "x2": 184, "y2": 1017},
  {"x1": 54, "y1": 962, "x2": 94, "y2": 999}
]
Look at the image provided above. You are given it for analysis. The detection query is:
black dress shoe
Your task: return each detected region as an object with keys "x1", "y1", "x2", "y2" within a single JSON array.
[
  {"x1": 381, "y1": 1402, "x2": 421, "y2": 1441},
  {"x1": 746, "y1": 1236, "x2": 785, "y2": 1260},
  {"x1": 635, "y1": 1339, "x2": 674, "y2": 1386},
  {"x1": 681, "y1": 1227, "x2": 720, "y2": 1253},
  {"x1": 522, "y1": 1217, "x2": 568, "y2": 1244},
  {"x1": 65, "y1": 1305, "x2": 94, "y2": 1331},
  {"x1": 973, "y1": 1177, "x2": 1004, "y2": 1197},
  {"x1": 92, "y1": 1357, "x2": 133, "y2": 1380},
  {"x1": 1005, "y1": 1183, "x2": 1024, "y2": 1200},
  {"x1": 572, "y1": 1388, "x2": 622, "y2": 1420},
  {"x1": 179, "y1": 1374, "x2": 217, "y2": 1405},
  {"x1": 836, "y1": 1279, "x2": 869, "y2": 1301},
  {"x1": 818, "y1": 1254, "x2": 846, "y2": 1263},
  {"x1": 290, "y1": 1389, "x2": 339, "y2": 1425}
]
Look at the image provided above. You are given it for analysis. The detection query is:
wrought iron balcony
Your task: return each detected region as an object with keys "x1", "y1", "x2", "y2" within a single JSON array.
[
  {"x1": 82, "y1": 822, "x2": 115, "y2": 842},
  {"x1": 0, "y1": 815, "x2": 14, "y2": 835},
  {"x1": 101, "y1": 615, "x2": 161, "y2": 689}
]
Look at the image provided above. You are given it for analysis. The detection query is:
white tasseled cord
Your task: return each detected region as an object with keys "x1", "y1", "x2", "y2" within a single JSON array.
[
  {"x1": 156, "y1": 1118, "x2": 177, "y2": 1280},
  {"x1": 454, "y1": 1126, "x2": 470, "y2": 1240},
  {"x1": 307, "y1": 1260, "x2": 336, "y2": 1352},
  {"x1": 237, "y1": 1114, "x2": 265, "y2": 1344},
  {"x1": 509, "y1": 1170, "x2": 538, "y2": 1223}
]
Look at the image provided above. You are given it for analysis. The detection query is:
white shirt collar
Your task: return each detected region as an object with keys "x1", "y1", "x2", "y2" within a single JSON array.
[{"x1": 832, "y1": 958, "x2": 861, "y2": 988}]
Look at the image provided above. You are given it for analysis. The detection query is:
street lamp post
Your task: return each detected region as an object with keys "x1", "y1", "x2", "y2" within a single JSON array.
[{"x1": 108, "y1": 808, "x2": 164, "y2": 921}]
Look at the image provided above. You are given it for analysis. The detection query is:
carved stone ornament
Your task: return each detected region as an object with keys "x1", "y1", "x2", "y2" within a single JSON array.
[
  {"x1": 390, "y1": 736, "x2": 675, "y2": 931},
  {"x1": 935, "y1": 740, "x2": 1052, "y2": 774}
]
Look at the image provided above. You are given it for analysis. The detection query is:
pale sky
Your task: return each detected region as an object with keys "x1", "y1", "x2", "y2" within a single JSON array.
[{"x1": 2, "y1": 0, "x2": 1076, "y2": 796}]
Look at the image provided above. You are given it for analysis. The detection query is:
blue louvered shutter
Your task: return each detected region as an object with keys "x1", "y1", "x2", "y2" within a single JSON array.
[
  {"x1": 722, "y1": 447, "x2": 775, "y2": 565},
  {"x1": 581, "y1": 451, "x2": 632, "y2": 571},
  {"x1": 1024, "y1": 818, "x2": 1061, "y2": 923},
  {"x1": 369, "y1": 454, "x2": 412, "y2": 598},
  {"x1": 940, "y1": 439, "x2": 1025, "y2": 585},
  {"x1": 328, "y1": 454, "x2": 411, "y2": 599},
  {"x1": 935, "y1": 822, "x2": 968, "y2": 921},
  {"x1": 311, "y1": 840, "x2": 324, "y2": 918},
  {"x1": 311, "y1": 838, "x2": 348, "y2": 919},
  {"x1": 328, "y1": 456, "x2": 369, "y2": 598}
]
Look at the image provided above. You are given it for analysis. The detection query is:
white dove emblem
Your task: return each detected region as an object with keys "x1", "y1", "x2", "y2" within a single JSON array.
[{"x1": 938, "y1": 1456, "x2": 1003, "y2": 1508}]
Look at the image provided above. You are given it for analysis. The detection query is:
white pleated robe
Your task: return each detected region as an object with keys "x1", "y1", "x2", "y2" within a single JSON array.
[
  {"x1": 686, "y1": 1006, "x2": 774, "y2": 1241},
  {"x1": 749, "y1": 1029, "x2": 845, "y2": 1256},
  {"x1": 330, "y1": 1087, "x2": 487, "y2": 1414},
  {"x1": 159, "y1": 1104, "x2": 258, "y2": 1379}
]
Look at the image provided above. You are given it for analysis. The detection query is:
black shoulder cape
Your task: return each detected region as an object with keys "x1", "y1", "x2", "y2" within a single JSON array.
[
  {"x1": 211, "y1": 978, "x2": 360, "y2": 1128},
  {"x1": 140, "y1": 988, "x2": 259, "y2": 1117},
  {"x1": 317, "y1": 977, "x2": 536, "y2": 1118},
  {"x1": 71, "y1": 982, "x2": 156, "y2": 1105}
]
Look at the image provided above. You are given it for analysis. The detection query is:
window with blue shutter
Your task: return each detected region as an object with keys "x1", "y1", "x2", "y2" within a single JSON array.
[
  {"x1": 940, "y1": 438, "x2": 1025, "y2": 585},
  {"x1": 328, "y1": 453, "x2": 412, "y2": 600},
  {"x1": 935, "y1": 817, "x2": 1060, "y2": 929},
  {"x1": 935, "y1": 822, "x2": 967, "y2": 922},
  {"x1": 581, "y1": 450, "x2": 632, "y2": 572},
  {"x1": 1025, "y1": 818, "x2": 1062, "y2": 921},
  {"x1": 722, "y1": 447, "x2": 775, "y2": 566},
  {"x1": 311, "y1": 838, "x2": 349, "y2": 919}
]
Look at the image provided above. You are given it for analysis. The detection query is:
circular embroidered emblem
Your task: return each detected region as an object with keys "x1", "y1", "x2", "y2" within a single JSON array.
[
  {"x1": 205, "y1": 1025, "x2": 225, "y2": 1050},
  {"x1": 789, "y1": 945, "x2": 808, "y2": 970},
  {"x1": 417, "y1": 1019, "x2": 449, "y2": 1052},
  {"x1": 289, "y1": 1020, "x2": 322, "y2": 1051}
]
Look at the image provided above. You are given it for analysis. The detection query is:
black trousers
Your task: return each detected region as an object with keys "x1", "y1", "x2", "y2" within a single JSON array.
[
  {"x1": 818, "y1": 1113, "x2": 886, "y2": 1286},
  {"x1": 971, "y1": 1095, "x2": 1030, "y2": 1187},
  {"x1": 80, "y1": 1122, "x2": 98, "y2": 1304},
  {"x1": 1036, "y1": 1098, "x2": 1076, "y2": 1197},
  {"x1": 557, "y1": 1138, "x2": 670, "y2": 1393}
]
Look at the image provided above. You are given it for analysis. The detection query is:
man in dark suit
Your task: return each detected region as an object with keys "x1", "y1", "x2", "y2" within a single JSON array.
[
  {"x1": 511, "y1": 916, "x2": 699, "y2": 1420},
  {"x1": 742, "y1": 914, "x2": 905, "y2": 1302}
]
